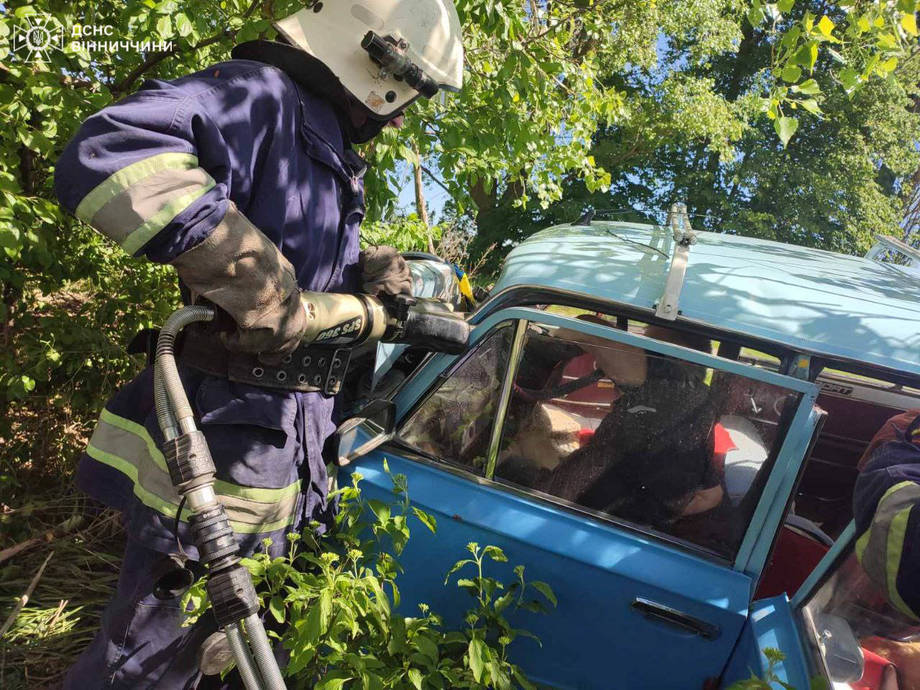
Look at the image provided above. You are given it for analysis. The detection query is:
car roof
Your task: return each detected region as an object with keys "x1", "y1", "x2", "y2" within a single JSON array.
[{"x1": 492, "y1": 221, "x2": 920, "y2": 378}]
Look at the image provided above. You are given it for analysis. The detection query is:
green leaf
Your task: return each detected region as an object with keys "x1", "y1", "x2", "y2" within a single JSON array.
[
  {"x1": 512, "y1": 667, "x2": 538, "y2": 690},
  {"x1": 777, "y1": 0, "x2": 794, "y2": 12},
  {"x1": 838, "y1": 66, "x2": 860, "y2": 92},
  {"x1": 415, "y1": 634, "x2": 439, "y2": 664},
  {"x1": 367, "y1": 499, "x2": 391, "y2": 524},
  {"x1": 774, "y1": 116, "x2": 798, "y2": 147},
  {"x1": 483, "y1": 545, "x2": 508, "y2": 562},
  {"x1": 881, "y1": 56, "x2": 898, "y2": 73},
  {"x1": 794, "y1": 42, "x2": 819, "y2": 71},
  {"x1": 747, "y1": 1, "x2": 766, "y2": 27},
  {"x1": 174, "y1": 13, "x2": 194, "y2": 38},
  {"x1": 763, "y1": 647, "x2": 786, "y2": 664},
  {"x1": 319, "y1": 588, "x2": 333, "y2": 626},
  {"x1": 494, "y1": 590, "x2": 516, "y2": 613},
  {"x1": 156, "y1": 15, "x2": 172, "y2": 39},
  {"x1": 817, "y1": 16, "x2": 836, "y2": 40},
  {"x1": 456, "y1": 578, "x2": 479, "y2": 595},
  {"x1": 468, "y1": 638, "x2": 486, "y2": 682},
  {"x1": 444, "y1": 558, "x2": 473, "y2": 584},
  {"x1": 300, "y1": 600, "x2": 325, "y2": 642},
  {"x1": 798, "y1": 98, "x2": 821, "y2": 115},
  {"x1": 412, "y1": 507, "x2": 437, "y2": 533},
  {"x1": 531, "y1": 581, "x2": 557, "y2": 607},
  {"x1": 315, "y1": 678, "x2": 350, "y2": 690},
  {"x1": 781, "y1": 65, "x2": 802, "y2": 83},
  {"x1": 794, "y1": 78, "x2": 820, "y2": 95},
  {"x1": 407, "y1": 668, "x2": 423, "y2": 690},
  {"x1": 269, "y1": 595, "x2": 285, "y2": 624}
]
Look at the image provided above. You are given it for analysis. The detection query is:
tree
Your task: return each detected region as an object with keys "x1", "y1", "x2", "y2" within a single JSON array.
[{"x1": 465, "y1": 0, "x2": 920, "y2": 270}]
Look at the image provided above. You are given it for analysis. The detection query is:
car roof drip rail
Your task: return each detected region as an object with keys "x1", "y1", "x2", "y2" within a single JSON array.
[{"x1": 654, "y1": 202, "x2": 697, "y2": 321}]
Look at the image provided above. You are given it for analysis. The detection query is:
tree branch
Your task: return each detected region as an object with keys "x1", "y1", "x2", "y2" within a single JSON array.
[
  {"x1": 420, "y1": 165, "x2": 453, "y2": 197},
  {"x1": 110, "y1": 28, "x2": 236, "y2": 95}
]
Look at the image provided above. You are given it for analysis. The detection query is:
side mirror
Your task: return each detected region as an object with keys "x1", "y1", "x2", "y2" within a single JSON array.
[{"x1": 335, "y1": 399, "x2": 396, "y2": 466}]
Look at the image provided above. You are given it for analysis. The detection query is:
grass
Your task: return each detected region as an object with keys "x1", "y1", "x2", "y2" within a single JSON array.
[{"x1": 0, "y1": 495, "x2": 123, "y2": 689}]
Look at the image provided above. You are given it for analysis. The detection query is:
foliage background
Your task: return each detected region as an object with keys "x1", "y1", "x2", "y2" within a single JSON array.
[
  {"x1": 1, "y1": 0, "x2": 917, "y2": 499},
  {"x1": 0, "y1": 0, "x2": 918, "y2": 684}
]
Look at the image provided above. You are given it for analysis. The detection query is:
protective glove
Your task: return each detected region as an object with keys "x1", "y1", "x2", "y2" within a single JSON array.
[
  {"x1": 171, "y1": 202, "x2": 306, "y2": 357},
  {"x1": 359, "y1": 245, "x2": 412, "y2": 297}
]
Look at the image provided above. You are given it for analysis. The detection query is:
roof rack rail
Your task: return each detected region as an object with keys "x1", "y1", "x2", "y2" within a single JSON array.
[{"x1": 654, "y1": 202, "x2": 697, "y2": 321}]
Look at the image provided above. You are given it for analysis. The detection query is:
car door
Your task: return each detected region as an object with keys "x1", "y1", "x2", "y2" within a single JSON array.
[{"x1": 340, "y1": 307, "x2": 820, "y2": 689}]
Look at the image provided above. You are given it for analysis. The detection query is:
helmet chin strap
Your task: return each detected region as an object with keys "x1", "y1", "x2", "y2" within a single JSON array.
[{"x1": 231, "y1": 40, "x2": 395, "y2": 144}]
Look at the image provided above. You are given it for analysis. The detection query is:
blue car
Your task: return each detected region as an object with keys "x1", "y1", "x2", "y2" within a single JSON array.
[{"x1": 336, "y1": 217, "x2": 920, "y2": 690}]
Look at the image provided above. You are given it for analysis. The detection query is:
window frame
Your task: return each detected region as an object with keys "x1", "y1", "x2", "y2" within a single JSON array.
[{"x1": 392, "y1": 307, "x2": 820, "y2": 574}]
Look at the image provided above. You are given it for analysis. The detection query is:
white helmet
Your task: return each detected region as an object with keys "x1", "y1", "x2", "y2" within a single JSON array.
[{"x1": 275, "y1": 0, "x2": 463, "y2": 120}]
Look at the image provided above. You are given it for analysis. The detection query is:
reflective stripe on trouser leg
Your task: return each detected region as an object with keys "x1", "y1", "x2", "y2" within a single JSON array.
[{"x1": 86, "y1": 408, "x2": 301, "y2": 534}]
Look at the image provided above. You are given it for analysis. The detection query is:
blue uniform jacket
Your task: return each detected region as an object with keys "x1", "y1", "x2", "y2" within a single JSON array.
[{"x1": 55, "y1": 59, "x2": 365, "y2": 557}]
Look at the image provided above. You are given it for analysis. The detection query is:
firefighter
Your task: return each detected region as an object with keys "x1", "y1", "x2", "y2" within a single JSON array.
[
  {"x1": 53, "y1": 1, "x2": 463, "y2": 686},
  {"x1": 854, "y1": 410, "x2": 920, "y2": 621}
]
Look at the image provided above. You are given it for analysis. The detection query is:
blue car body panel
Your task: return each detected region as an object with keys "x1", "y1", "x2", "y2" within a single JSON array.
[
  {"x1": 344, "y1": 453, "x2": 753, "y2": 689},
  {"x1": 492, "y1": 223, "x2": 920, "y2": 378},
  {"x1": 722, "y1": 596, "x2": 811, "y2": 689}
]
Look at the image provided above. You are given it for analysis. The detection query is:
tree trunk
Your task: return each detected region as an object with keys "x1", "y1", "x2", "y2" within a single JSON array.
[{"x1": 413, "y1": 144, "x2": 436, "y2": 254}]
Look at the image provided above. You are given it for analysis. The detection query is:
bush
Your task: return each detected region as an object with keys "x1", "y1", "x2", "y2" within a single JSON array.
[{"x1": 184, "y1": 461, "x2": 556, "y2": 689}]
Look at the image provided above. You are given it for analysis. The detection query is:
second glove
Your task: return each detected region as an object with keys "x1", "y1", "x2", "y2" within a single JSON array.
[{"x1": 359, "y1": 245, "x2": 413, "y2": 297}]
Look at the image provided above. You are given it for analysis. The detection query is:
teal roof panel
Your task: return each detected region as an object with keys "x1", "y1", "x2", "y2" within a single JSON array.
[{"x1": 492, "y1": 222, "x2": 920, "y2": 377}]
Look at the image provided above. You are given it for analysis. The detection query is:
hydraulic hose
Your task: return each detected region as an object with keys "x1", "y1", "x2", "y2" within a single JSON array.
[
  {"x1": 154, "y1": 304, "x2": 286, "y2": 690},
  {"x1": 153, "y1": 366, "x2": 179, "y2": 441},
  {"x1": 245, "y1": 614, "x2": 286, "y2": 690},
  {"x1": 155, "y1": 305, "x2": 215, "y2": 436},
  {"x1": 225, "y1": 623, "x2": 263, "y2": 690},
  {"x1": 150, "y1": 292, "x2": 469, "y2": 690}
]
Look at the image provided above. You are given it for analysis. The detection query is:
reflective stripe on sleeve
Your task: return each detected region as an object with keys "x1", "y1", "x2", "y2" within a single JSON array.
[
  {"x1": 74, "y1": 152, "x2": 215, "y2": 254},
  {"x1": 856, "y1": 480, "x2": 920, "y2": 618},
  {"x1": 87, "y1": 409, "x2": 301, "y2": 534}
]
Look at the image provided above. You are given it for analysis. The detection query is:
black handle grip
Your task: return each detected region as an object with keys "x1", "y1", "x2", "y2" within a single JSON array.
[
  {"x1": 394, "y1": 311, "x2": 470, "y2": 354},
  {"x1": 631, "y1": 598, "x2": 720, "y2": 640}
]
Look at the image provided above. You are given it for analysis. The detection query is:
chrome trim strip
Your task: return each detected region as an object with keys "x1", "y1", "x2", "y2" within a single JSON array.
[{"x1": 485, "y1": 318, "x2": 528, "y2": 479}]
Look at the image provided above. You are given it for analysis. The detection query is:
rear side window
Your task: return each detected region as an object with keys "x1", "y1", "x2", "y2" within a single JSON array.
[{"x1": 494, "y1": 324, "x2": 802, "y2": 559}]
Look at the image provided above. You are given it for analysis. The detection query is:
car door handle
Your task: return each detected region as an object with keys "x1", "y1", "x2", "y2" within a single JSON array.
[{"x1": 631, "y1": 598, "x2": 720, "y2": 640}]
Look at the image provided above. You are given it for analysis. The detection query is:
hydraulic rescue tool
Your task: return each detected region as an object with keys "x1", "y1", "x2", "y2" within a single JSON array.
[{"x1": 153, "y1": 291, "x2": 470, "y2": 690}]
